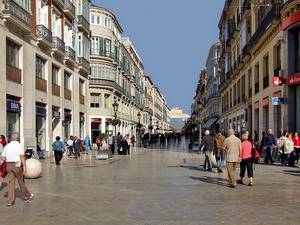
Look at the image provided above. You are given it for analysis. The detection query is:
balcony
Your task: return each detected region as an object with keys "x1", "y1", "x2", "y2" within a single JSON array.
[
  {"x1": 274, "y1": 66, "x2": 281, "y2": 77},
  {"x1": 114, "y1": 83, "x2": 125, "y2": 95},
  {"x1": 36, "y1": 25, "x2": 52, "y2": 47},
  {"x1": 36, "y1": 77, "x2": 47, "y2": 92},
  {"x1": 249, "y1": 4, "x2": 281, "y2": 49},
  {"x1": 52, "y1": 37, "x2": 65, "y2": 56},
  {"x1": 6, "y1": 65, "x2": 21, "y2": 84},
  {"x1": 65, "y1": 46, "x2": 76, "y2": 62},
  {"x1": 64, "y1": 89, "x2": 71, "y2": 100},
  {"x1": 242, "y1": 44, "x2": 251, "y2": 62},
  {"x1": 255, "y1": 83, "x2": 259, "y2": 94},
  {"x1": 2, "y1": 0, "x2": 32, "y2": 33},
  {"x1": 263, "y1": 75, "x2": 269, "y2": 89},
  {"x1": 77, "y1": 57, "x2": 90, "y2": 75},
  {"x1": 242, "y1": 0, "x2": 251, "y2": 16},
  {"x1": 89, "y1": 79, "x2": 114, "y2": 88},
  {"x1": 77, "y1": 15, "x2": 89, "y2": 35},
  {"x1": 52, "y1": 84, "x2": 60, "y2": 97},
  {"x1": 52, "y1": 0, "x2": 65, "y2": 8},
  {"x1": 63, "y1": 0, "x2": 75, "y2": 20},
  {"x1": 91, "y1": 49, "x2": 114, "y2": 60},
  {"x1": 80, "y1": 95, "x2": 85, "y2": 105}
]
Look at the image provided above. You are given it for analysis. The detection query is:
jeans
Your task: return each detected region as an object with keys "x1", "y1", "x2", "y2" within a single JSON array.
[
  {"x1": 204, "y1": 151, "x2": 212, "y2": 170},
  {"x1": 264, "y1": 145, "x2": 274, "y2": 163},
  {"x1": 85, "y1": 145, "x2": 90, "y2": 154},
  {"x1": 216, "y1": 156, "x2": 226, "y2": 169},
  {"x1": 281, "y1": 153, "x2": 291, "y2": 166}
]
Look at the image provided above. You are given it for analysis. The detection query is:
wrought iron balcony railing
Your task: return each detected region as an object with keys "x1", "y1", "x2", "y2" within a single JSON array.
[
  {"x1": 65, "y1": 46, "x2": 75, "y2": 61},
  {"x1": 52, "y1": 37, "x2": 65, "y2": 54},
  {"x1": 36, "y1": 25, "x2": 52, "y2": 45}
]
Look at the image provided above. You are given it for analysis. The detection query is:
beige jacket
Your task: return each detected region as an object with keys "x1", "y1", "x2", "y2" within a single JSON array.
[
  {"x1": 222, "y1": 135, "x2": 242, "y2": 162},
  {"x1": 284, "y1": 138, "x2": 294, "y2": 154}
]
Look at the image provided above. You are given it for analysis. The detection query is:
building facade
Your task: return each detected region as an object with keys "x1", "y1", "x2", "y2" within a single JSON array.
[
  {"x1": 218, "y1": 0, "x2": 286, "y2": 138},
  {"x1": 1, "y1": 0, "x2": 90, "y2": 150}
]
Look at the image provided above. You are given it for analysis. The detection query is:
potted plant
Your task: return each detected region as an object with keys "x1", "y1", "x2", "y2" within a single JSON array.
[
  {"x1": 111, "y1": 119, "x2": 121, "y2": 126},
  {"x1": 148, "y1": 125, "x2": 153, "y2": 130}
]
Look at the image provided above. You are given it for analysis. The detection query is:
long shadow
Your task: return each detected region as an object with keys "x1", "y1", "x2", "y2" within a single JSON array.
[
  {"x1": 283, "y1": 170, "x2": 300, "y2": 177},
  {"x1": 189, "y1": 176, "x2": 228, "y2": 187},
  {"x1": 0, "y1": 182, "x2": 7, "y2": 191},
  {"x1": 181, "y1": 165, "x2": 206, "y2": 172}
]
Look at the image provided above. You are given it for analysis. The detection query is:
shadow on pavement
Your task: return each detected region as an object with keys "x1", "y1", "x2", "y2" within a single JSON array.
[
  {"x1": 181, "y1": 165, "x2": 206, "y2": 172},
  {"x1": 283, "y1": 170, "x2": 300, "y2": 177},
  {"x1": 189, "y1": 176, "x2": 228, "y2": 187}
]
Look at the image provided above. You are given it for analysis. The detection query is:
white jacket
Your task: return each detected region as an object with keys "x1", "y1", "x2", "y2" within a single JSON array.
[{"x1": 284, "y1": 138, "x2": 294, "y2": 154}]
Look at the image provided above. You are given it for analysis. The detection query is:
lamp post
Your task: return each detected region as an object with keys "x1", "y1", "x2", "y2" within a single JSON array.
[
  {"x1": 197, "y1": 100, "x2": 203, "y2": 144},
  {"x1": 112, "y1": 100, "x2": 119, "y2": 155},
  {"x1": 149, "y1": 116, "x2": 153, "y2": 134},
  {"x1": 137, "y1": 112, "x2": 142, "y2": 147}
]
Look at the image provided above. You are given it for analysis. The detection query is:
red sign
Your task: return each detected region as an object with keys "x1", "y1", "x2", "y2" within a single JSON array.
[
  {"x1": 91, "y1": 118, "x2": 102, "y2": 123},
  {"x1": 282, "y1": 11, "x2": 300, "y2": 31},
  {"x1": 263, "y1": 97, "x2": 269, "y2": 107},
  {"x1": 273, "y1": 91, "x2": 282, "y2": 98},
  {"x1": 254, "y1": 101, "x2": 259, "y2": 110},
  {"x1": 273, "y1": 77, "x2": 285, "y2": 86},
  {"x1": 288, "y1": 74, "x2": 300, "y2": 86},
  {"x1": 106, "y1": 118, "x2": 112, "y2": 124}
]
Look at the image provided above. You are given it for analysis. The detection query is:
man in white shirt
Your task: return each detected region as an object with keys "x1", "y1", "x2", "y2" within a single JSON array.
[
  {"x1": 1, "y1": 132, "x2": 34, "y2": 206},
  {"x1": 67, "y1": 136, "x2": 74, "y2": 156}
]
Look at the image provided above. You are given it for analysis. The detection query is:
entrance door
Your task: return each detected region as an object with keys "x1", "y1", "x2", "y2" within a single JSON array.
[{"x1": 36, "y1": 116, "x2": 46, "y2": 150}]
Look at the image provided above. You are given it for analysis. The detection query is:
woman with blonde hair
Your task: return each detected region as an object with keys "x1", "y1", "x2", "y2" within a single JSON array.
[{"x1": 237, "y1": 134, "x2": 254, "y2": 186}]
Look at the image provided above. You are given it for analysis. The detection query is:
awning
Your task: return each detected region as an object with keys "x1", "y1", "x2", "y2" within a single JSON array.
[{"x1": 202, "y1": 118, "x2": 218, "y2": 128}]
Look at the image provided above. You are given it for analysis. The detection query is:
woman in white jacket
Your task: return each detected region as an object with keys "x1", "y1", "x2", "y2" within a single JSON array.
[{"x1": 283, "y1": 133, "x2": 294, "y2": 166}]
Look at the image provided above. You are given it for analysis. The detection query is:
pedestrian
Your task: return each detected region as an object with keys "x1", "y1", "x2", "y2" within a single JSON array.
[
  {"x1": 263, "y1": 129, "x2": 276, "y2": 164},
  {"x1": 0, "y1": 135, "x2": 7, "y2": 147},
  {"x1": 213, "y1": 130, "x2": 226, "y2": 173},
  {"x1": 36, "y1": 142, "x2": 45, "y2": 159},
  {"x1": 279, "y1": 132, "x2": 288, "y2": 165},
  {"x1": 116, "y1": 132, "x2": 123, "y2": 153},
  {"x1": 200, "y1": 130, "x2": 214, "y2": 172},
  {"x1": 237, "y1": 134, "x2": 254, "y2": 186},
  {"x1": 222, "y1": 129, "x2": 242, "y2": 188},
  {"x1": 283, "y1": 133, "x2": 294, "y2": 166},
  {"x1": 126, "y1": 134, "x2": 131, "y2": 155},
  {"x1": 131, "y1": 135, "x2": 135, "y2": 147},
  {"x1": 253, "y1": 131, "x2": 259, "y2": 148},
  {"x1": 1, "y1": 132, "x2": 34, "y2": 206},
  {"x1": 84, "y1": 135, "x2": 91, "y2": 155},
  {"x1": 259, "y1": 131, "x2": 265, "y2": 154},
  {"x1": 96, "y1": 137, "x2": 101, "y2": 151},
  {"x1": 292, "y1": 132, "x2": 300, "y2": 164},
  {"x1": 52, "y1": 136, "x2": 65, "y2": 165},
  {"x1": 73, "y1": 136, "x2": 81, "y2": 159},
  {"x1": 108, "y1": 134, "x2": 114, "y2": 153},
  {"x1": 63, "y1": 135, "x2": 69, "y2": 146},
  {"x1": 160, "y1": 133, "x2": 166, "y2": 148},
  {"x1": 120, "y1": 136, "x2": 129, "y2": 155},
  {"x1": 67, "y1": 136, "x2": 74, "y2": 156}
]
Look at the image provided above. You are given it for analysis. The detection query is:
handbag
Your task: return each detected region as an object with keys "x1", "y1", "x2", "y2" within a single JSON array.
[{"x1": 0, "y1": 160, "x2": 7, "y2": 178}]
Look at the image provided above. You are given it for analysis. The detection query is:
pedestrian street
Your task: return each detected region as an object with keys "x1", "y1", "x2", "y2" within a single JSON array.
[{"x1": 1, "y1": 140, "x2": 300, "y2": 225}]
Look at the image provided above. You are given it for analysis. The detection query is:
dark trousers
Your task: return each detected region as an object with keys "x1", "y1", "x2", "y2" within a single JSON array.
[
  {"x1": 295, "y1": 148, "x2": 300, "y2": 163},
  {"x1": 74, "y1": 148, "x2": 81, "y2": 159},
  {"x1": 127, "y1": 146, "x2": 130, "y2": 155},
  {"x1": 54, "y1": 151, "x2": 63, "y2": 165},
  {"x1": 264, "y1": 145, "x2": 274, "y2": 164},
  {"x1": 240, "y1": 157, "x2": 253, "y2": 178}
]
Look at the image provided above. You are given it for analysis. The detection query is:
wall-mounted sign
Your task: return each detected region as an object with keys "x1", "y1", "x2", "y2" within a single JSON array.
[
  {"x1": 7, "y1": 101, "x2": 21, "y2": 112},
  {"x1": 272, "y1": 97, "x2": 285, "y2": 105},
  {"x1": 273, "y1": 77, "x2": 285, "y2": 86},
  {"x1": 91, "y1": 118, "x2": 101, "y2": 123},
  {"x1": 288, "y1": 74, "x2": 300, "y2": 86},
  {"x1": 36, "y1": 107, "x2": 47, "y2": 117},
  {"x1": 52, "y1": 110, "x2": 60, "y2": 119}
]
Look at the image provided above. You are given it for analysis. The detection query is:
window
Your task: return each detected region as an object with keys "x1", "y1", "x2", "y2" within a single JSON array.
[
  {"x1": 90, "y1": 93, "x2": 100, "y2": 108},
  {"x1": 255, "y1": 64, "x2": 259, "y2": 94},
  {"x1": 104, "y1": 94, "x2": 111, "y2": 108},
  {"x1": 91, "y1": 15, "x2": 95, "y2": 24},
  {"x1": 263, "y1": 55, "x2": 269, "y2": 88},
  {"x1": 79, "y1": 79, "x2": 84, "y2": 95},
  {"x1": 52, "y1": 65, "x2": 59, "y2": 85},
  {"x1": 6, "y1": 40, "x2": 20, "y2": 68},
  {"x1": 36, "y1": 56, "x2": 46, "y2": 79},
  {"x1": 275, "y1": 44, "x2": 281, "y2": 70},
  {"x1": 296, "y1": 29, "x2": 300, "y2": 73},
  {"x1": 64, "y1": 72, "x2": 71, "y2": 90},
  {"x1": 15, "y1": 0, "x2": 31, "y2": 11},
  {"x1": 97, "y1": 16, "x2": 101, "y2": 24},
  {"x1": 77, "y1": 33, "x2": 90, "y2": 60}
]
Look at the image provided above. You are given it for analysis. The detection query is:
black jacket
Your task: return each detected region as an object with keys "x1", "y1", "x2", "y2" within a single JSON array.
[
  {"x1": 200, "y1": 135, "x2": 214, "y2": 152},
  {"x1": 264, "y1": 134, "x2": 276, "y2": 146}
]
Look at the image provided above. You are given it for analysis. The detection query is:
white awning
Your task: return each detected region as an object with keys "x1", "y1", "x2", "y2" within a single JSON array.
[{"x1": 202, "y1": 118, "x2": 218, "y2": 128}]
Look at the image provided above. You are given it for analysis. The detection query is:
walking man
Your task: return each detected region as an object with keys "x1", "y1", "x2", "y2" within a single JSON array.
[
  {"x1": 84, "y1": 135, "x2": 91, "y2": 155},
  {"x1": 213, "y1": 129, "x2": 226, "y2": 173},
  {"x1": 264, "y1": 129, "x2": 276, "y2": 164},
  {"x1": 52, "y1": 136, "x2": 65, "y2": 165},
  {"x1": 200, "y1": 130, "x2": 214, "y2": 171},
  {"x1": 1, "y1": 132, "x2": 34, "y2": 206},
  {"x1": 222, "y1": 129, "x2": 242, "y2": 188},
  {"x1": 73, "y1": 136, "x2": 81, "y2": 159},
  {"x1": 108, "y1": 134, "x2": 114, "y2": 154},
  {"x1": 67, "y1": 136, "x2": 74, "y2": 156}
]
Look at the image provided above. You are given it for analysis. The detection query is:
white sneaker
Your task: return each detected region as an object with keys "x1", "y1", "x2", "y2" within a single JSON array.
[{"x1": 24, "y1": 194, "x2": 34, "y2": 202}]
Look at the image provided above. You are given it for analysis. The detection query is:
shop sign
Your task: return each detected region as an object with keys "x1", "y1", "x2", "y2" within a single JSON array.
[
  {"x1": 36, "y1": 107, "x2": 47, "y2": 117},
  {"x1": 91, "y1": 118, "x2": 101, "y2": 123},
  {"x1": 272, "y1": 97, "x2": 285, "y2": 105},
  {"x1": 273, "y1": 77, "x2": 285, "y2": 86},
  {"x1": 52, "y1": 111, "x2": 60, "y2": 119},
  {"x1": 7, "y1": 101, "x2": 21, "y2": 112},
  {"x1": 263, "y1": 97, "x2": 269, "y2": 107},
  {"x1": 105, "y1": 118, "x2": 112, "y2": 124},
  {"x1": 80, "y1": 115, "x2": 85, "y2": 123},
  {"x1": 288, "y1": 74, "x2": 300, "y2": 86}
]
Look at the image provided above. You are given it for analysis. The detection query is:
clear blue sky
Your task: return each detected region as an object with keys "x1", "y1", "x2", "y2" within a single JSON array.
[{"x1": 93, "y1": 0, "x2": 224, "y2": 113}]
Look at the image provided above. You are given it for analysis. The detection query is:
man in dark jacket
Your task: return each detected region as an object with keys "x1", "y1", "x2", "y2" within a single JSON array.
[
  {"x1": 73, "y1": 136, "x2": 81, "y2": 159},
  {"x1": 264, "y1": 129, "x2": 276, "y2": 164},
  {"x1": 200, "y1": 130, "x2": 214, "y2": 171}
]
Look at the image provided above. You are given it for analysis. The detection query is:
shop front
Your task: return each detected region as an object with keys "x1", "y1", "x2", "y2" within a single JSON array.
[
  {"x1": 6, "y1": 101, "x2": 21, "y2": 140},
  {"x1": 91, "y1": 118, "x2": 102, "y2": 143},
  {"x1": 64, "y1": 110, "x2": 72, "y2": 137},
  {"x1": 288, "y1": 74, "x2": 300, "y2": 132},
  {"x1": 36, "y1": 106, "x2": 47, "y2": 150}
]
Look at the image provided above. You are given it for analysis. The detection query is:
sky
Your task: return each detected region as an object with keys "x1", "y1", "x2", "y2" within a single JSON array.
[{"x1": 93, "y1": 0, "x2": 225, "y2": 113}]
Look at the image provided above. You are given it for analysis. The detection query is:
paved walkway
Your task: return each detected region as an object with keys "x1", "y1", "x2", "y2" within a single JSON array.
[{"x1": 1, "y1": 140, "x2": 300, "y2": 225}]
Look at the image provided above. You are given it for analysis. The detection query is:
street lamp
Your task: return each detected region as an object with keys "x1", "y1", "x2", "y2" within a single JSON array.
[
  {"x1": 197, "y1": 100, "x2": 203, "y2": 144},
  {"x1": 149, "y1": 116, "x2": 153, "y2": 134},
  {"x1": 112, "y1": 100, "x2": 119, "y2": 155},
  {"x1": 137, "y1": 112, "x2": 141, "y2": 147}
]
